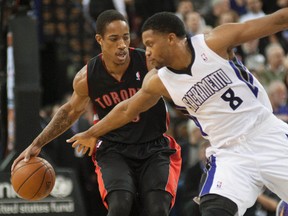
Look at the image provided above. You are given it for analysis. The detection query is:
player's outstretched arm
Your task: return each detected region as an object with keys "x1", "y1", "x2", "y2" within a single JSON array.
[
  {"x1": 206, "y1": 7, "x2": 288, "y2": 58},
  {"x1": 11, "y1": 66, "x2": 90, "y2": 171},
  {"x1": 67, "y1": 69, "x2": 165, "y2": 156}
]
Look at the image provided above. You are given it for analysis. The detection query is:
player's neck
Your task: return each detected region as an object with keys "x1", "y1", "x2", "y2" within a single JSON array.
[
  {"x1": 169, "y1": 38, "x2": 192, "y2": 70},
  {"x1": 103, "y1": 57, "x2": 130, "y2": 81}
]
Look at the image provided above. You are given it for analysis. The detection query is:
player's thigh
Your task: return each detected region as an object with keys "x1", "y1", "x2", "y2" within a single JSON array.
[
  {"x1": 252, "y1": 123, "x2": 288, "y2": 202},
  {"x1": 199, "y1": 154, "x2": 262, "y2": 216},
  {"x1": 259, "y1": 145, "x2": 288, "y2": 201},
  {"x1": 95, "y1": 151, "x2": 136, "y2": 194},
  {"x1": 139, "y1": 151, "x2": 171, "y2": 192},
  {"x1": 139, "y1": 141, "x2": 180, "y2": 195},
  {"x1": 200, "y1": 194, "x2": 238, "y2": 216}
]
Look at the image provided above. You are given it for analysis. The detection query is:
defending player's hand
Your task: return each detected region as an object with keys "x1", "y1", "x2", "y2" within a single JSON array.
[
  {"x1": 11, "y1": 144, "x2": 41, "y2": 172},
  {"x1": 66, "y1": 131, "x2": 97, "y2": 156}
]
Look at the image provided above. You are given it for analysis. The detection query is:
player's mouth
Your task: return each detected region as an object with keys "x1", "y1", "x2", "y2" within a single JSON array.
[{"x1": 116, "y1": 51, "x2": 127, "y2": 62}]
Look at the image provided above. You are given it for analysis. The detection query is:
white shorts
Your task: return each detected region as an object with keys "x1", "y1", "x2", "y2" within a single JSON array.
[{"x1": 200, "y1": 115, "x2": 288, "y2": 216}]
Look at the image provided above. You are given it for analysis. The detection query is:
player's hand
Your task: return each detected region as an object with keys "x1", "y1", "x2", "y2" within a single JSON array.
[
  {"x1": 66, "y1": 131, "x2": 97, "y2": 157},
  {"x1": 11, "y1": 145, "x2": 41, "y2": 172}
]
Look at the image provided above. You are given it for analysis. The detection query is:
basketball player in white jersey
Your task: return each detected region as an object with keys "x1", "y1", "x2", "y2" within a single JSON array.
[{"x1": 45, "y1": 7, "x2": 288, "y2": 216}]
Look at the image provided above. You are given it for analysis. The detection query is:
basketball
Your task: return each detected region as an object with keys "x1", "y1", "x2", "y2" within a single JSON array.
[{"x1": 11, "y1": 157, "x2": 56, "y2": 201}]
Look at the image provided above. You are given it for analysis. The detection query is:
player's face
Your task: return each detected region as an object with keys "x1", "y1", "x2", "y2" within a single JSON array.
[
  {"x1": 142, "y1": 30, "x2": 172, "y2": 69},
  {"x1": 96, "y1": 20, "x2": 130, "y2": 65}
]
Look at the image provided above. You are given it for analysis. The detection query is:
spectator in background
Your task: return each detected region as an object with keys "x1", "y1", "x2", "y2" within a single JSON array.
[
  {"x1": 191, "y1": 0, "x2": 213, "y2": 16},
  {"x1": 186, "y1": 10, "x2": 213, "y2": 36},
  {"x1": 185, "y1": 121, "x2": 206, "y2": 170},
  {"x1": 271, "y1": 0, "x2": 288, "y2": 53},
  {"x1": 239, "y1": 0, "x2": 265, "y2": 23},
  {"x1": 267, "y1": 80, "x2": 288, "y2": 122},
  {"x1": 216, "y1": 9, "x2": 239, "y2": 26},
  {"x1": 182, "y1": 141, "x2": 210, "y2": 216},
  {"x1": 283, "y1": 55, "x2": 288, "y2": 90},
  {"x1": 229, "y1": 0, "x2": 247, "y2": 15},
  {"x1": 237, "y1": 39, "x2": 266, "y2": 78},
  {"x1": 203, "y1": 0, "x2": 231, "y2": 27},
  {"x1": 175, "y1": 0, "x2": 194, "y2": 22},
  {"x1": 260, "y1": 43, "x2": 287, "y2": 88},
  {"x1": 171, "y1": 120, "x2": 207, "y2": 216},
  {"x1": 184, "y1": 11, "x2": 206, "y2": 36}
]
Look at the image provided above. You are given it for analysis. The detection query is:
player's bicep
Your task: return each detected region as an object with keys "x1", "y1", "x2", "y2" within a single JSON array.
[
  {"x1": 66, "y1": 92, "x2": 90, "y2": 114},
  {"x1": 63, "y1": 66, "x2": 90, "y2": 116}
]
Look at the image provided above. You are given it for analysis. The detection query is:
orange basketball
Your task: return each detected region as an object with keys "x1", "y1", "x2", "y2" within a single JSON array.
[{"x1": 11, "y1": 157, "x2": 56, "y2": 201}]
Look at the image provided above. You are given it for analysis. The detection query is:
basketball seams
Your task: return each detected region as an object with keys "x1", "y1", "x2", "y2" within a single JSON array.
[
  {"x1": 12, "y1": 160, "x2": 43, "y2": 175},
  {"x1": 16, "y1": 163, "x2": 46, "y2": 194},
  {"x1": 31, "y1": 168, "x2": 51, "y2": 200}
]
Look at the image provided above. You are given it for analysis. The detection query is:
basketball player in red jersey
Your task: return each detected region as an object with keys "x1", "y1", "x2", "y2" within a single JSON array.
[{"x1": 12, "y1": 10, "x2": 181, "y2": 216}]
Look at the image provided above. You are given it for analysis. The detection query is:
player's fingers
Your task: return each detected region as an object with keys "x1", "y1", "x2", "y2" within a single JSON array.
[
  {"x1": 66, "y1": 136, "x2": 76, "y2": 143},
  {"x1": 82, "y1": 147, "x2": 89, "y2": 155},
  {"x1": 71, "y1": 141, "x2": 80, "y2": 148},
  {"x1": 24, "y1": 153, "x2": 30, "y2": 162},
  {"x1": 88, "y1": 147, "x2": 94, "y2": 157},
  {"x1": 77, "y1": 145, "x2": 84, "y2": 153},
  {"x1": 11, "y1": 160, "x2": 19, "y2": 172}
]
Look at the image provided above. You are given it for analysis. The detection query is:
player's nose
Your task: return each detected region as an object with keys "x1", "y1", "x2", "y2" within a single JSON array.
[
  {"x1": 145, "y1": 48, "x2": 151, "y2": 57},
  {"x1": 118, "y1": 38, "x2": 126, "y2": 49}
]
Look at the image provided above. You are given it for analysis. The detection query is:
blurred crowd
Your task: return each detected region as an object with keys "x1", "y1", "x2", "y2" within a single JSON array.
[{"x1": 1, "y1": 0, "x2": 288, "y2": 215}]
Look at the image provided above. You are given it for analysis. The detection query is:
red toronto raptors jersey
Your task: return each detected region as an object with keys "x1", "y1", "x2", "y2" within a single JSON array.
[{"x1": 87, "y1": 48, "x2": 168, "y2": 144}]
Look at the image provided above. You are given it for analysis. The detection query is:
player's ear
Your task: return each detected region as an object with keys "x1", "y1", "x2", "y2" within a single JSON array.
[
  {"x1": 167, "y1": 33, "x2": 176, "y2": 44},
  {"x1": 95, "y1": 34, "x2": 102, "y2": 46}
]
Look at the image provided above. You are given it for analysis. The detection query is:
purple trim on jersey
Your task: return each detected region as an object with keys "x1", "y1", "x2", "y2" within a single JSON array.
[
  {"x1": 200, "y1": 155, "x2": 216, "y2": 196},
  {"x1": 276, "y1": 200, "x2": 288, "y2": 216},
  {"x1": 229, "y1": 58, "x2": 259, "y2": 98},
  {"x1": 174, "y1": 104, "x2": 208, "y2": 136}
]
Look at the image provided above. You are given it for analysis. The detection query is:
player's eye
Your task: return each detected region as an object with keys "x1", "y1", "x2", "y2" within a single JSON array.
[
  {"x1": 146, "y1": 42, "x2": 153, "y2": 48},
  {"x1": 109, "y1": 37, "x2": 117, "y2": 42},
  {"x1": 123, "y1": 36, "x2": 130, "y2": 41}
]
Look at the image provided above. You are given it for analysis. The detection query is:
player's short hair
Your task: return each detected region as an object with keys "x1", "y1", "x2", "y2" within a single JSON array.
[
  {"x1": 96, "y1": 10, "x2": 128, "y2": 36},
  {"x1": 141, "y1": 12, "x2": 186, "y2": 38}
]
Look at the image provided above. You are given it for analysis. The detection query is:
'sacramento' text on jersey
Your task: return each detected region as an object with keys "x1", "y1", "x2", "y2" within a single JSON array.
[{"x1": 158, "y1": 34, "x2": 273, "y2": 148}]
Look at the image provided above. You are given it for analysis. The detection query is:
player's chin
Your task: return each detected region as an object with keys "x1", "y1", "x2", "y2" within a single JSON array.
[
  {"x1": 115, "y1": 54, "x2": 128, "y2": 64},
  {"x1": 155, "y1": 63, "x2": 165, "y2": 70},
  {"x1": 114, "y1": 58, "x2": 128, "y2": 66},
  {"x1": 151, "y1": 60, "x2": 164, "y2": 69}
]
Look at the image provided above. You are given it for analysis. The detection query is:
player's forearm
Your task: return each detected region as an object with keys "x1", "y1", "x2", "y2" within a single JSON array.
[
  {"x1": 32, "y1": 106, "x2": 80, "y2": 148},
  {"x1": 273, "y1": 8, "x2": 288, "y2": 28},
  {"x1": 87, "y1": 101, "x2": 137, "y2": 138}
]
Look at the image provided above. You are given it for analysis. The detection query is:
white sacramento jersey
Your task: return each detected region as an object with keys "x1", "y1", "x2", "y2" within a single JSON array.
[{"x1": 158, "y1": 34, "x2": 273, "y2": 148}]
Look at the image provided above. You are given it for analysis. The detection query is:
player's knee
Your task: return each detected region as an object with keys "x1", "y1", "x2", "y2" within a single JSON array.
[
  {"x1": 199, "y1": 194, "x2": 238, "y2": 216},
  {"x1": 142, "y1": 191, "x2": 171, "y2": 216},
  {"x1": 144, "y1": 204, "x2": 170, "y2": 216},
  {"x1": 107, "y1": 191, "x2": 134, "y2": 216},
  {"x1": 107, "y1": 199, "x2": 132, "y2": 216}
]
